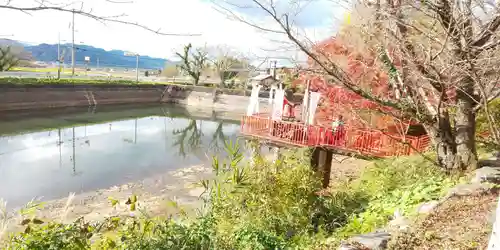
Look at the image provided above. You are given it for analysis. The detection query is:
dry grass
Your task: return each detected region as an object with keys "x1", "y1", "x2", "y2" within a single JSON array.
[
  {"x1": 390, "y1": 191, "x2": 498, "y2": 250},
  {"x1": 330, "y1": 155, "x2": 370, "y2": 182},
  {"x1": 316, "y1": 154, "x2": 369, "y2": 197}
]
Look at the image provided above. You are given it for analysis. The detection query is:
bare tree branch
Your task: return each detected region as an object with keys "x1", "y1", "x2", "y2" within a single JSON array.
[{"x1": 0, "y1": 3, "x2": 201, "y2": 36}]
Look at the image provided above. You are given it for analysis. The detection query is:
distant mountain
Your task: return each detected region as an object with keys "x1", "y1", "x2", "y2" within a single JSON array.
[
  {"x1": 0, "y1": 39, "x2": 170, "y2": 69},
  {"x1": 0, "y1": 39, "x2": 33, "y2": 61}
]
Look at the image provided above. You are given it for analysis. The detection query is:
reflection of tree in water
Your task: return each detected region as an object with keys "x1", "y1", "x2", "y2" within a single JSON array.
[
  {"x1": 173, "y1": 120, "x2": 229, "y2": 158},
  {"x1": 209, "y1": 122, "x2": 228, "y2": 153},
  {"x1": 172, "y1": 120, "x2": 204, "y2": 157}
]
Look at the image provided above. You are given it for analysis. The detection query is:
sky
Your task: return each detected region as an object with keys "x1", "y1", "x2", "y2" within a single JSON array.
[{"x1": 0, "y1": 0, "x2": 348, "y2": 64}]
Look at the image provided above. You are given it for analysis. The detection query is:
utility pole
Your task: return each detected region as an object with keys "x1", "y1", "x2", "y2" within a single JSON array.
[
  {"x1": 71, "y1": 9, "x2": 75, "y2": 77},
  {"x1": 135, "y1": 54, "x2": 139, "y2": 83},
  {"x1": 124, "y1": 51, "x2": 139, "y2": 83},
  {"x1": 272, "y1": 60, "x2": 277, "y2": 78},
  {"x1": 57, "y1": 33, "x2": 60, "y2": 63},
  {"x1": 57, "y1": 33, "x2": 61, "y2": 79},
  {"x1": 72, "y1": 126, "x2": 76, "y2": 175},
  {"x1": 58, "y1": 128, "x2": 62, "y2": 169},
  {"x1": 134, "y1": 118, "x2": 138, "y2": 144}
]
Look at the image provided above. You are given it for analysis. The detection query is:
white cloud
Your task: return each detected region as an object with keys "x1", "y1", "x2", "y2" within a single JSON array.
[{"x1": 0, "y1": 0, "x2": 346, "y2": 61}]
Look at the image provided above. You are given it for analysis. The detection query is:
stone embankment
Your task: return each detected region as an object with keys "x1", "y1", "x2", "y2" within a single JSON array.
[{"x1": 0, "y1": 84, "x2": 273, "y2": 113}]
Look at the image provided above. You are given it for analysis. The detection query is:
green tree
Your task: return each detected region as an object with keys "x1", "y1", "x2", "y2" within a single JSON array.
[
  {"x1": 176, "y1": 44, "x2": 208, "y2": 86},
  {"x1": 208, "y1": 46, "x2": 248, "y2": 88}
]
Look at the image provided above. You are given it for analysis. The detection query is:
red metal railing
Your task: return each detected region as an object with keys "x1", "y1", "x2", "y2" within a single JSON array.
[{"x1": 241, "y1": 115, "x2": 431, "y2": 157}]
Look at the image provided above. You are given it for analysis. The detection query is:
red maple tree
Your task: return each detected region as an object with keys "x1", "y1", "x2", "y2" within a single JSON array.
[{"x1": 294, "y1": 37, "x2": 408, "y2": 130}]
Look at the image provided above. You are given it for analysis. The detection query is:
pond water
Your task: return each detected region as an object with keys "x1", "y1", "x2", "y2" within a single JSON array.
[{"x1": 0, "y1": 105, "x2": 242, "y2": 209}]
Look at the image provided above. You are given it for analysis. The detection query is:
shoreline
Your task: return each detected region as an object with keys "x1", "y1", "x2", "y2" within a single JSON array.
[
  {"x1": 3, "y1": 163, "x2": 213, "y2": 233},
  {"x1": 1, "y1": 152, "x2": 360, "y2": 236}
]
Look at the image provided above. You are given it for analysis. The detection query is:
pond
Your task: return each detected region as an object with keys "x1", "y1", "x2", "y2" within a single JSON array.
[{"x1": 0, "y1": 105, "x2": 242, "y2": 209}]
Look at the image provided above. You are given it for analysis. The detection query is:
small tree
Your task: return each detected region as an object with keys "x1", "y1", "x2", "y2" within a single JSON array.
[
  {"x1": 0, "y1": 46, "x2": 19, "y2": 71},
  {"x1": 208, "y1": 46, "x2": 247, "y2": 88},
  {"x1": 176, "y1": 44, "x2": 208, "y2": 86},
  {"x1": 162, "y1": 64, "x2": 179, "y2": 78}
]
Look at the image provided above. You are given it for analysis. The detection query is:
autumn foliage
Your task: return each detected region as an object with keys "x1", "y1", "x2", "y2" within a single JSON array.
[{"x1": 293, "y1": 37, "x2": 409, "y2": 131}]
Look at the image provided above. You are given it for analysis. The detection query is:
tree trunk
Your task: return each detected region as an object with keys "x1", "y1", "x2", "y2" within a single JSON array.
[
  {"x1": 426, "y1": 103, "x2": 478, "y2": 172},
  {"x1": 454, "y1": 80, "x2": 478, "y2": 171},
  {"x1": 220, "y1": 75, "x2": 225, "y2": 89},
  {"x1": 426, "y1": 111, "x2": 458, "y2": 172}
]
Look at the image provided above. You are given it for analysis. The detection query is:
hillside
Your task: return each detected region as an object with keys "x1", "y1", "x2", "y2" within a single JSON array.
[
  {"x1": 0, "y1": 39, "x2": 170, "y2": 69},
  {"x1": 0, "y1": 39, "x2": 33, "y2": 61}
]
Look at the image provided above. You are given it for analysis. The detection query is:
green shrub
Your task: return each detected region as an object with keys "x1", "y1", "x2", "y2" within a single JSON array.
[
  {"x1": 6, "y1": 219, "x2": 93, "y2": 250},
  {"x1": 100, "y1": 215, "x2": 217, "y2": 250}
]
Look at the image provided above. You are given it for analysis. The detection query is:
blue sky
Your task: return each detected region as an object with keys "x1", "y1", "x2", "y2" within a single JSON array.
[
  {"x1": 0, "y1": 0, "x2": 346, "y2": 62},
  {"x1": 215, "y1": 0, "x2": 337, "y2": 28}
]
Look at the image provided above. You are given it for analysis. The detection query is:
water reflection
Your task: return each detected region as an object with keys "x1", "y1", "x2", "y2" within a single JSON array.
[
  {"x1": 173, "y1": 120, "x2": 204, "y2": 157},
  {"x1": 210, "y1": 122, "x2": 228, "y2": 153},
  {"x1": 0, "y1": 109, "x2": 240, "y2": 208}
]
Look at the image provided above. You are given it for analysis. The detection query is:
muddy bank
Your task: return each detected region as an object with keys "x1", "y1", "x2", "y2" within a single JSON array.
[
  {"x1": 0, "y1": 84, "x2": 273, "y2": 113},
  {"x1": 4, "y1": 163, "x2": 212, "y2": 233},
  {"x1": 3, "y1": 152, "x2": 275, "y2": 235}
]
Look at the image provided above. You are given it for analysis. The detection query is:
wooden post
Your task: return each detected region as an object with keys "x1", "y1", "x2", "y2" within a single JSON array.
[
  {"x1": 272, "y1": 146, "x2": 281, "y2": 165},
  {"x1": 310, "y1": 147, "x2": 320, "y2": 172},
  {"x1": 249, "y1": 141, "x2": 261, "y2": 168},
  {"x1": 322, "y1": 150, "x2": 333, "y2": 188},
  {"x1": 310, "y1": 147, "x2": 333, "y2": 188}
]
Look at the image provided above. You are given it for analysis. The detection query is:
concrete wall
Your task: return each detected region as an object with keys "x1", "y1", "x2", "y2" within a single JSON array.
[
  {"x1": 164, "y1": 90, "x2": 271, "y2": 113},
  {"x1": 0, "y1": 84, "x2": 273, "y2": 113}
]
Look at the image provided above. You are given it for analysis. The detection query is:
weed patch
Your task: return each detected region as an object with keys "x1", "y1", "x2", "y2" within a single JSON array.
[{"x1": 335, "y1": 156, "x2": 457, "y2": 238}]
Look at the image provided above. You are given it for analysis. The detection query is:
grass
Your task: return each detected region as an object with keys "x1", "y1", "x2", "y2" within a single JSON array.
[
  {"x1": 333, "y1": 156, "x2": 457, "y2": 237},
  {"x1": 0, "y1": 76, "x2": 203, "y2": 87},
  {"x1": 0, "y1": 77, "x2": 256, "y2": 97},
  {"x1": 9, "y1": 67, "x2": 167, "y2": 80},
  {"x1": 0, "y1": 142, "x2": 461, "y2": 249},
  {"x1": 0, "y1": 77, "x2": 162, "y2": 85},
  {"x1": 10, "y1": 67, "x2": 65, "y2": 73}
]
